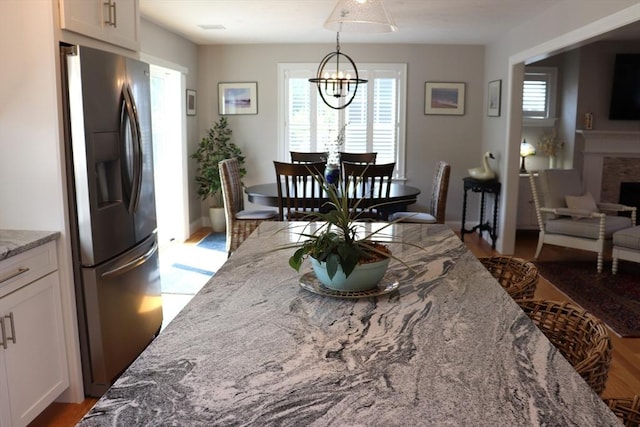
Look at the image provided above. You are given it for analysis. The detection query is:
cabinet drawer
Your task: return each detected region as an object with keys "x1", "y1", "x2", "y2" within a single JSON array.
[{"x1": 0, "y1": 242, "x2": 57, "y2": 298}]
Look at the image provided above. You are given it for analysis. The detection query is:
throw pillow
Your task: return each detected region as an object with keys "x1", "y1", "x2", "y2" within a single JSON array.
[{"x1": 565, "y1": 192, "x2": 598, "y2": 218}]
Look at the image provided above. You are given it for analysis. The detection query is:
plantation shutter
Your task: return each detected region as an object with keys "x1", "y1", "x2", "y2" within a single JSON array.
[
  {"x1": 523, "y1": 72, "x2": 549, "y2": 118},
  {"x1": 288, "y1": 77, "x2": 312, "y2": 153},
  {"x1": 281, "y1": 63, "x2": 406, "y2": 178},
  {"x1": 371, "y1": 75, "x2": 396, "y2": 164}
]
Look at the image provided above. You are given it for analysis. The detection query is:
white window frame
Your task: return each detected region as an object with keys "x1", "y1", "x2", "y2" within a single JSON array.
[
  {"x1": 277, "y1": 63, "x2": 407, "y2": 179},
  {"x1": 523, "y1": 66, "x2": 558, "y2": 127}
]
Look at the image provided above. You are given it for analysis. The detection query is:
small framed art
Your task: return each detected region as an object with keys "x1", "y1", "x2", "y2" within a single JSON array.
[
  {"x1": 488, "y1": 80, "x2": 501, "y2": 117},
  {"x1": 424, "y1": 82, "x2": 465, "y2": 115},
  {"x1": 218, "y1": 82, "x2": 258, "y2": 115},
  {"x1": 186, "y1": 89, "x2": 197, "y2": 116}
]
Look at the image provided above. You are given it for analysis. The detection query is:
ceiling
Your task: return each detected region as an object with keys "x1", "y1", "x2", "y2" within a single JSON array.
[{"x1": 139, "y1": 0, "x2": 563, "y2": 45}]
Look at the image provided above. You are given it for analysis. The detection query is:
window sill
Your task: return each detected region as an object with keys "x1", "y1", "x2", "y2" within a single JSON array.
[{"x1": 523, "y1": 117, "x2": 557, "y2": 128}]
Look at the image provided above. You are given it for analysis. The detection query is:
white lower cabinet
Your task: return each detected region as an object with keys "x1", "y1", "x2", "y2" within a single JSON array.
[{"x1": 0, "y1": 243, "x2": 69, "y2": 427}]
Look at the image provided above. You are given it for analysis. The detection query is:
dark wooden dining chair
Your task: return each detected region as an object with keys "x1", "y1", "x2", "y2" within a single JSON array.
[
  {"x1": 290, "y1": 151, "x2": 327, "y2": 163},
  {"x1": 273, "y1": 161, "x2": 326, "y2": 221},
  {"x1": 342, "y1": 161, "x2": 395, "y2": 221},
  {"x1": 219, "y1": 158, "x2": 278, "y2": 256},
  {"x1": 339, "y1": 152, "x2": 377, "y2": 165}
]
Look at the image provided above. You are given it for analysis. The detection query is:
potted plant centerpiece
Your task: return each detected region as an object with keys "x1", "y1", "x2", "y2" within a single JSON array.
[
  {"x1": 192, "y1": 116, "x2": 245, "y2": 232},
  {"x1": 286, "y1": 173, "x2": 418, "y2": 292}
]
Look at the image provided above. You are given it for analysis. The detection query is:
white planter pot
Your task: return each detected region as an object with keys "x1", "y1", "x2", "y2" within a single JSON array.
[
  {"x1": 209, "y1": 207, "x2": 226, "y2": 233},
  {"x1": 310, "y1": 256, "x2": 390, "y2": 292}
]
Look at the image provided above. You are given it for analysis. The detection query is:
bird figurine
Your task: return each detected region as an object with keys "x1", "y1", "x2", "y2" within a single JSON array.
[{"x1": 468, "y1": 152, "x2": 496, "y2": 180}]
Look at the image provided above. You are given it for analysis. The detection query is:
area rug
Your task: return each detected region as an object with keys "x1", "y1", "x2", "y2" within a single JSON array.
[
  {"x1": 534, "y1": 260, "x2": 640, "y2": 337},
  {"x1": 159, "y1": 233, "x2": 227, "y2": 295},
  {"x1": 197, "y1": 232, "x2": 227, "y2": 251},
  {"x1": 160, "y1": 263, "x2": 214, "y2": 295}
]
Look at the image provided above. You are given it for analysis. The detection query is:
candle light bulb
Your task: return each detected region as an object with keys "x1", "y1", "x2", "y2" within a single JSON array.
[
  {"x1": 338, "y1": 71, "x2": 344, "y2": 79},
  {"x1": 324, "y1": 72, "x2": 329, "y2": 79}
]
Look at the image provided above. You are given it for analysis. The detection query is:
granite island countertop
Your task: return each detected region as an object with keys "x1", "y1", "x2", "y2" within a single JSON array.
[
  {"x1": 79, "y1": 222, "x2": 620, "y2": 426},
  {"x1": 0, "y1": 229, "x2": 60, "y2": 261}
]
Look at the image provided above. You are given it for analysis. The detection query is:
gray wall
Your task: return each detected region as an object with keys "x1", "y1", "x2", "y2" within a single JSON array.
[
  {"x1": 576, "y1": 40, "x2": 640, "y2": 132},
  {"x1": 197, "y1": 43, "x2": 486, "y2": 225},
  {"x1": 140, "y1": 19, "x2": 201, "y2": 227}
]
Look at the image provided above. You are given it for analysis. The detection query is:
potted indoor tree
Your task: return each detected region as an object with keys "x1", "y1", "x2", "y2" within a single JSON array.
[{"x1": 192, "y1": 116, "x2": 245, "y2": 232}]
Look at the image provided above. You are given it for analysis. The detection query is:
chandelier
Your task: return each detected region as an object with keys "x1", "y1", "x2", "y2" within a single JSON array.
[
  {"x1": 309, "y1": 31, "x2": 367, "y2": 110},
  {"x1": 310, "y1": 0, "x2": 397, "y2": 110}
]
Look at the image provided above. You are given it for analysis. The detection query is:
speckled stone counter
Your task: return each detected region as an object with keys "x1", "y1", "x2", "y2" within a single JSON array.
[
  {"x1": 0, "y1": 229, "x2": 60, "y2": 260},
  {"x1": 78, "y1": 222, "x2": 620, "y2": 426}
]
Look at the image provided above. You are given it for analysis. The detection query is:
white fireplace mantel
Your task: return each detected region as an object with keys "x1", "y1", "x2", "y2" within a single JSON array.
[
  {"x1": 577, "y1": 130, "x2": 640, "y2": 154},
  {"x1": 575, "y1": 130, "x2": 640, "y2": 201}
]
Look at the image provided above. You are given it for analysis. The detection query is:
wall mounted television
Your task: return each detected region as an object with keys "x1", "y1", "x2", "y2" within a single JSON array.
[{"x1": 609, "y1": 53, "x2": 640, "y2": 120}]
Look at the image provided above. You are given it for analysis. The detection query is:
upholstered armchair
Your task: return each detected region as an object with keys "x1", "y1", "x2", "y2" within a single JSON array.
[{"x1": 529, "y1": 169, "x2": 636, "y2": 273}]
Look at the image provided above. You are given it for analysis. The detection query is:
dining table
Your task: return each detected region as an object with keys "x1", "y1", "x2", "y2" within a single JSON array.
[
  {"x1": 245, "y1": 182, "x2": 421, "y2": 218},
  {"x1": 78, "y1": 222, "x2": 620, "y2": 426}
]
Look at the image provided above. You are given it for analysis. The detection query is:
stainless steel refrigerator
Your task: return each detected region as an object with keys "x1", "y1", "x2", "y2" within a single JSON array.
[{"x1": 60, "y1": 44, "x2": 163, "y2": 397}]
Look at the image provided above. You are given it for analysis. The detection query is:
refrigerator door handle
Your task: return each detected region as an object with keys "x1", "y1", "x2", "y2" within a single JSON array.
[
  {"x1": 101, "y1": 240, "x2": 158, "y2": 279},
  {"x1": 121, "y1": 84, "x2": 143, "y2": 214}
]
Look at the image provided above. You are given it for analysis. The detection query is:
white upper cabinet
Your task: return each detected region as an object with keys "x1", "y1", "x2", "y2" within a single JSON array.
[{"x1": 59, "y1": 0, "x2": 140, "y2": 51}]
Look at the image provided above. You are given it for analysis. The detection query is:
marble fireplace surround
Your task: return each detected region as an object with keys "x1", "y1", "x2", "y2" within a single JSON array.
[{"x1": 577, "y1": 130, "x2": 640, "y2": 204}]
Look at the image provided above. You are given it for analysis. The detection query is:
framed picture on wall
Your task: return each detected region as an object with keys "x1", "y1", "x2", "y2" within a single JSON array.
[
  {"x1": 218, "y1": 82, "x2": 258, "y2": 115},
  {"x1": 488, "y1": 80, "x2": 501, "y2": 117},
  {"x1": 424, "y1": 82, "x2": 465, "y2": 115},
  {"x1": 186, "y1": 89, "x2": 197, "y2": 116}
]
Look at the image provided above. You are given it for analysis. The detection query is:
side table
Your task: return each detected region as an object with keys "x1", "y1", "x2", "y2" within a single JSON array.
[{"x1": 461, "y1": 177, "x2": 501, "y2": 249}]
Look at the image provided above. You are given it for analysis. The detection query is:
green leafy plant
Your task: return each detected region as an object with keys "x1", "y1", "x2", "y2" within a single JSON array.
[
  {"x1": 191, "y1": 116, "x2": 245, "y2": 206},
  {"x1": 286, "y1": 173, "x2": 420, "y2": 280}
]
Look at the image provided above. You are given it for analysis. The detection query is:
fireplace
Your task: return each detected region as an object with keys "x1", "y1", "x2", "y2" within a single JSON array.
[
  {"x1": 601, "y1": 157, "x2": 640, "y2": 204},
  {"x1": 577, "y1": 130, "x2": 640, "y2": 203},
  {"x1": 619, "y1": 182, "x2": 640, "y2": 225}
]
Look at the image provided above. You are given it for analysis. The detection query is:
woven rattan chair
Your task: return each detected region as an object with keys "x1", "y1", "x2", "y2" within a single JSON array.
[
  {"x1": 604, "y1": 396, "x2": 640, "y2": 426},
  {"x1": 219, "y1": 158, "x2": 278, "y2": 256},
  {"x1": 518, "y1": 299, "x2": 612, "y2": 395},
  {"x1": 479, "y1": 256, "x2": 538, "y2": 300},
  {"x1": 388, "y1": 160, "x2": 450, "y2": 224}
]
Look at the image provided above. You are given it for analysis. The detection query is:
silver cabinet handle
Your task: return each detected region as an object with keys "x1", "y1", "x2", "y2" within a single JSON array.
[
  {"x1": 0, "y1": 267, "x2": 29, "y2": 284},
  {"x1": 112, "y1": 1, "x2": 117, "y2": 27},
  {"x1": 103, "y1": 0, "x2": 116, "y2": 27},
  {"x1": 5, "y1": 313, "x2": 15, "y2": 345},
  {"x1": 0, "y1": 317, "x2": 6, "y2": 350}
]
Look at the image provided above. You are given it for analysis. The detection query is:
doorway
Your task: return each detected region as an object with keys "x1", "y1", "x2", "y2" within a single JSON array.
[{"x1": 150, "y1": 64, "x2": 189, "y2": 245}]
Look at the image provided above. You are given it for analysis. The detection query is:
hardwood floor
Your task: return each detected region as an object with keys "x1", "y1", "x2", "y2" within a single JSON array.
[{"x1": 28, "y1": 228, "x2": 640, "y2": 426}]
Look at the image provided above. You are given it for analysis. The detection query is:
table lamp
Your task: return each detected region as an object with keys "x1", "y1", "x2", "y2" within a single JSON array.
[{"x1": 520, "y1": 139, "x2": 536, "y2": 173}]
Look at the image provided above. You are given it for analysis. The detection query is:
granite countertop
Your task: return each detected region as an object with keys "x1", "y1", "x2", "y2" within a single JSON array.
[
  {"x1": 0, "y1": 230, "x2": 60, "y2": 261},
  {"x1": 79, "y1": 222, "x2": 620, "y2": 426}
]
